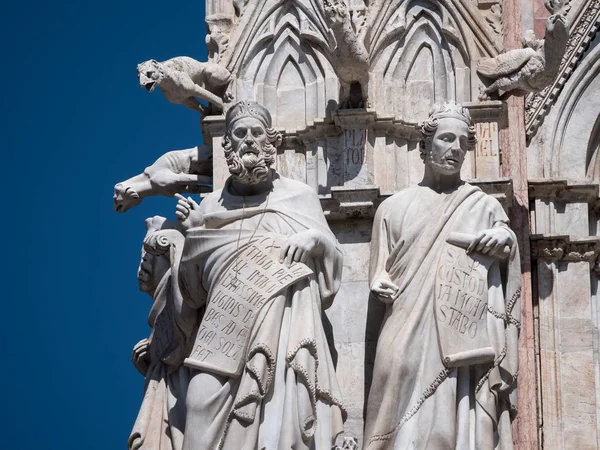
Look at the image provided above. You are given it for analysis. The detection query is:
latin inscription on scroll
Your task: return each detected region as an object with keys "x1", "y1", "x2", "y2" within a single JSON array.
[
  {"x1": 434, "y1": 233, "x2": 495, "y2": 367},
  {"x1": 184, "y1": 236, "x2": 312, "y2": 376}
]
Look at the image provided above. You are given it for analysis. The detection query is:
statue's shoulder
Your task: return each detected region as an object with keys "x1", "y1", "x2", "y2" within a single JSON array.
[
  {"x1": 199, "y1": 188, "x2": 226, "y2": 212},
  {"x1": 375, "y1": 186, "x2": 423, "y2": 218},
  {"x1": 381, "y1": 185, "x2": 424, "y2": 205}
]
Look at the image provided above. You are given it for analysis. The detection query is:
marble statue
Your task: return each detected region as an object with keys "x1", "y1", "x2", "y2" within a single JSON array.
[
  {"x1": 113, "y1": 146, "x2": 213, "y2": 213},
  {"x1": 137, "y1": 56, "x2": 233, "y2": 114},
  {"x1": 323, "y1": 0, "x2": 370, "y2": 108},
  {"x1": 477, "y1": 13, "x2": 569, "y2": 99},
  {"x1": 363, "y1": 103, "x2": 521, "y2": 449},
  {"x1": 170, "y1": 100, "x2": 346, "y2": 449},
  {"x1": 128, "y1": 216, "x2": 200, "y2": 450}
]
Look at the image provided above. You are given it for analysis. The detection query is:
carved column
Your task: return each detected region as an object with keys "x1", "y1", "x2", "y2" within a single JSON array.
[
  {"x1": 530, "y1": 180, "x2": 600, "y2": 449},
  {"x1": 201, "y1": 115, "x2": 227, "y2": 189},
  {"x1": 501, "y1": 0, "x2": 538, "y2": 448}
]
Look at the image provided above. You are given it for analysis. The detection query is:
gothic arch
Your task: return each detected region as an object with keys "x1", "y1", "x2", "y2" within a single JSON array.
[
  {"x1": 372, "y1": 6, "x2": 468, "y2": 119},
  {"x1": 235, "y1": 2, "x2": 337, "y2": 129},
  {"x1": 547, "y1": 39, "x2": 600, "y2": 179}
]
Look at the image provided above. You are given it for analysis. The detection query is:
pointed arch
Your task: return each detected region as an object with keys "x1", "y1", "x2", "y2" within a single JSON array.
[
  {"x1": 236, "y1": 3, "x2": 338, "y2": 129},
  {"x1": 372, "y1": 7, "x2": 462, "y2": 119}
]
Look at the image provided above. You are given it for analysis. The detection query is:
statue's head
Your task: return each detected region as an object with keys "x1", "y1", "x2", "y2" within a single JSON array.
[
  {"x1": 419, "y1": 102, "x2": 477, "y2": 176},
  {"x1": 138, "y1": 216, "x2": 172, "y2": 296},
  {"x1": 137, "y1": 59, "x2": 164, "y2": 93},
  {"x1": 222, "y1": 100, "x2": 283, "y2": 185},
  {"x1": 113, "y1": 183, "x2": 142, "y2": 213}
]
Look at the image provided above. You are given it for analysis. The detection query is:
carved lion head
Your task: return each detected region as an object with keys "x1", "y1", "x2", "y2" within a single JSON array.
[
  {"x1": 137, "y1": 59, "x2": 164, "y2": 92},
  {"x1": 113, "y1": 183, "x2": 142, "y2": 213}
]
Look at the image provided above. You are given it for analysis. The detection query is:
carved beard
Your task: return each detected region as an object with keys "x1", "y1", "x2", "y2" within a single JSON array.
[{"x1": 227, "y1": 143, "x2": 271, "y2": 185}]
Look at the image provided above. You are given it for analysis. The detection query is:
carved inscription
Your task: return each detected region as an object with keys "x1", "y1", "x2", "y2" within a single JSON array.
[
  {"x1": 184, "y1": 236, "x2": 312, "y2": 376},
  {"x1": 475, "y1": 122, "x2": 500, "y2": 179},
  {"x1": 476, "y1": 122, "x2": 498, "y2": 157},
  {"x1": 344, "y1": 129, "x2": 368, "y2": 185},
  {"x1": 435, "y1": 237, "x2": 495, "y2": 367}
]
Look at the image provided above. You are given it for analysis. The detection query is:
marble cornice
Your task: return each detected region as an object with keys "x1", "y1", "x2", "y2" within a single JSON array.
[
  {"x1": 528, "y1": 178, "x2": 600, "y2": 203},
  {"x1": 321, "y1": 178, "x2": 514, "y2": 221},
  {"x1": 203, "y1": 106, "x2": 509, "y2": 143}
]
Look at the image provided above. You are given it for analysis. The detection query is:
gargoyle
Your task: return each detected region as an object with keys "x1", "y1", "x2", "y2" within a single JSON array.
[
  {"x1": 323, "y1": 0, "x2": 370, "y2": 108},
  {"x1": 137, "y1": 56, "x2": 233, "y2": 115},
  {"x1": 113, "y1": 146, "x2": 213, "y2": 213},
  {"x1": 477, "y1": 14, "x2": 569, "y2": 99}
]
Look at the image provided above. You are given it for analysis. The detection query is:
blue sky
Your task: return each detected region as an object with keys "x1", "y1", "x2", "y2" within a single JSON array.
[{"x1": 2, "y1": 2, "x2": 209, "y2": 448}]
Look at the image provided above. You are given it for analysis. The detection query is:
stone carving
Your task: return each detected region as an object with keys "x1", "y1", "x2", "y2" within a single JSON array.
[
  {"x1": 477, "y1": 14, "x2": 569, "y2": 99},
  {"x1": 205, "y1": 15, "x2": 234, "y2": 63},
  {"x1": 530, "y1": 234, "x2": 600, "y2": 263},
  {"x1": 137, "y1": 56, "x2": 233, "y2": 114},
  {"x1": 363, "y1": 103, "x2": 521, "y2": 449},
  {"x1": 128, "y1": 216, "x2": 200, "y2": 450},
  {"x1": 525, "y1": 2, "x2": 600, "y2": 138},
  {"x1": 113, "y1": 146, "x2": 213, "y2": 213},
  {"x1": 323, "y1": 0, "x2": 370, "y2": 108},
  {"x1": 332, "y1": 436, "x2": 359, "y2": 450},
  {"x1": 484, "y1": 3, "x2": 503, "y2": 36},
  {"x1": 545, "y1": 0, "x2": 571, "y2": 14},
  {"x1": 170, "y1": 100, "x2": 346, "y2": 448}
]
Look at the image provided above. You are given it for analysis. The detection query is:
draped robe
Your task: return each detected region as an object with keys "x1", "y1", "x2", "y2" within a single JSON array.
[
  {"x1": 179, "y1": 174, "x2": 345, "y2": 450},
  {"x1": 364, "y1": 183, "x2": 521, "y2": 450},
  {"x1": 129, "y1": 233, "x2": 200, "y2": 450}
]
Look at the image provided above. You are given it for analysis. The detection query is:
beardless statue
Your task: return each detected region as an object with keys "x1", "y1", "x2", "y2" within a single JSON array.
[{"x1": 364, "y1": 102, "x2": 521, "y2": 450}]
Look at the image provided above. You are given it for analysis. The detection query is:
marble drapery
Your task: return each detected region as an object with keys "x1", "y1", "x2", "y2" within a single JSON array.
[
  {"x1": 364, "y1": 183, "x2": 520, "y2": 450},
  {"x1": 178, "y1": 174, "x2": 346, "y2": 449}
]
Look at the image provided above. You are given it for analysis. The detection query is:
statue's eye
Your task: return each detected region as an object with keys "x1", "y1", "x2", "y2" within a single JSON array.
[
  {"x1": 234, "y1": 129, "x2": 246, "y2": 138},
  {"x1": 252, "y1": 129, "x2": 264, "y2": 137}
]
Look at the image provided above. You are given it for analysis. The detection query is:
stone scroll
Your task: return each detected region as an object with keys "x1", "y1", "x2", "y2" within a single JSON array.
[
  {"x1": 184, "y1": 236, "x2": 312, "y2": 376},
  {"x1": 434, "y1": 232, "x2": 496, "y2": 368}
]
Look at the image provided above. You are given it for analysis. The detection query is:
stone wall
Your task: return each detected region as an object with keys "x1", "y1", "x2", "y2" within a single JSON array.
[{"x1": 200, "y1": 0, "x2": 600, "y2": 447}]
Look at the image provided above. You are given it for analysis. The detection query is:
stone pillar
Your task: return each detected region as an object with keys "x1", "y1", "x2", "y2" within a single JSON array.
[
  {"x1": 530, "y1": 180, "x2": 600, "y2": 449},
  {"x1": 501, "y1": 0, "x2": 538, "y2": 447},
  {"x1": 201, "y1": 115, "x2": 227, "y2": 190}
]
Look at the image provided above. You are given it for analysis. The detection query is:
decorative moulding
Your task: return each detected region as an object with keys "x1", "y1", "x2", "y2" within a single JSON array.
[
  {"x1": 528, "y1": 178, "x2": 600, "y2": 202},
  {"x1": 321, "y1": 178, "x2": 514, "y2": 221},
  {"x1": 464, "y1": 100, "x2": 508, "y2": 129},
  {"x1": 530, "y1": 234, "x2": 600, "y2": 262}
]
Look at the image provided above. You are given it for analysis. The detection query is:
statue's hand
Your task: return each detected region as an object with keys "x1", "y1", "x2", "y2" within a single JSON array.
[
  {"x1": 132, "y1": 338, "x2": 151, "y2": 376},
  {"x1": 175, "y1": 193, "x2": 203, "y2": 229},
  {"x1": 467, "y1": 227, "x2": 513, "y2": 259},
  {"x1": 280, "y1": 229, "x2": 327, "y2": 267},
  {"x1": 370, "y1": 278, "x2": 399, "y2": 303}
]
